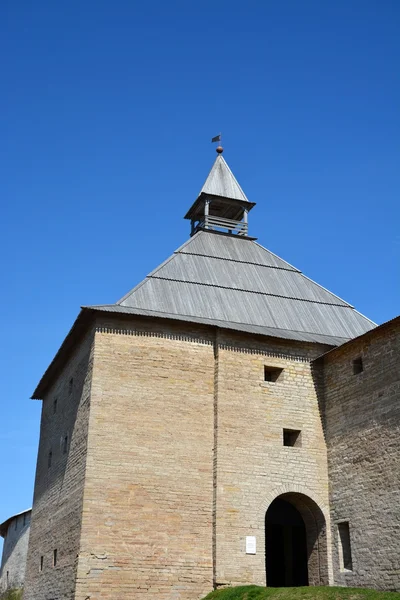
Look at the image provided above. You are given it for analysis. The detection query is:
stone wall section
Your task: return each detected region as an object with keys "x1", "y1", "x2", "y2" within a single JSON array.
[
  {"x1": 22, "y1": 311, "x2": 346, "y2": 599},
  {"x1": 75, "y1": 317, "x2": 215, "y2": 600},
  {"x1": 321, "y1": 319, "x2": 400, "y2": 591},
  {"x1": 214, "y1": 330, "x2": 333, "y2": 588},
  {"x1": 0, "y1": 513, "x2": 31, "y2": 592},
  {"x1": 24, "y1": 331, "x2": 95, "y2": 600}
]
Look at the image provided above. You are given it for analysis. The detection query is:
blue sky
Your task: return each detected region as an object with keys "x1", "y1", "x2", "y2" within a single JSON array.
[{"x1": 1, "y1": 0, "x2": 399, "y2": 551}]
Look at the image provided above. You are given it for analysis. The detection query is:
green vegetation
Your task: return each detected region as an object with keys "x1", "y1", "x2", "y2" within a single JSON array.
[
  {"x1": 0, "y1": 589, "x2": 23, "y2": 600},
  {"x1": 202, "y1": 586, "x2": 400, "y2": 600}
]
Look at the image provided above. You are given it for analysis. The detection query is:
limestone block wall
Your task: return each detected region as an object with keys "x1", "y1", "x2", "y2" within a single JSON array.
[
  {"x1": 23, "y1": 312, "x2": 338, "y2": 600},
  {"x1": 214, "y1": 330, "x2": 333, "y2": 588},
  {"x1": 24, "y1": 330, "x2": 95, "y2": 600},
  {"x1": 75, "y1": 317, "x2": 215, "y2": 600},
  {"x1": 0, "y1": 512, "x2": 31, "y2": 592},
  {"x1": 320, "y1": 318, "x2": 400, "y2": 591}
]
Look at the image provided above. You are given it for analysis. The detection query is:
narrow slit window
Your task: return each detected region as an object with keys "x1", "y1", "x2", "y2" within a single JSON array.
[
  {"x1": 68, "y1": 378, "x2": 73, "y2": 394},
  {"x1": 40, "y1": 556, "x2": 44, "y2": 572},
  {"x1": 63, "y1": 435, "x2": 68, "y2": 454},
  {"x1": 53, "y1": 549, "x2": 58, "y2": 567},
  {"x1": 264, "y1": 366, "x2": 283, "y2": 383},
  {"x1": 53, "y1": 398, "x2": 58, "y2": 414},
  {"x1": 353, "y1": 357, "x2": 363, "y2": 374},
  {"x1": 48, "y1": 450, "x2": 53, "y2": 469},
  {"x1": 338, "y1": 522, "x2": 353, "y2": 571},
  {"x1": 283, "y1": 429, "x2": 302, "y2": 447}
]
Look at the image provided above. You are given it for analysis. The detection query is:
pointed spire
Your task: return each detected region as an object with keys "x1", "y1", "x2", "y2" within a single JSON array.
[
  {"x1": 199, "y1": 155, "x2": 249, "y2": 203},
  {"x1": 184, "y1": 153, "x2": 256, "y2": 238}
]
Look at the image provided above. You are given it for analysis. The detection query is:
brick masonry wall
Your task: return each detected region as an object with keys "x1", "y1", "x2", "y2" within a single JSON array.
[
  {"x1": 75, "y1": 317, "x2": 215, "y2": 600},
  {"x1": 24, "y1": 330, "x2": 95, "y2": 600},
  {"x1": 0, "y1": 513, "x2": 31, "y2": 592},
  {"x1": 214, "y1": 330, "x2": 333, "y2": 588},
  {"x1": 24, "y1": 313, "x2": 338, "y2": 600},
  {"x1": 320, "y1": 319, "x2": 400, "y2": 591}
]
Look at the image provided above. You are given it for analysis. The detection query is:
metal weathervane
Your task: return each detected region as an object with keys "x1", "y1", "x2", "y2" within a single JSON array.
[{"x1": 211, "y1": 133, "x2": 223, "y2": 153}]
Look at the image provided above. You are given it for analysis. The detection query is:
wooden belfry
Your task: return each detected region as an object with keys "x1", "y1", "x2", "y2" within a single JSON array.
[{"x1": 184, "y1": 140, "x2": 256, "y2": 237}]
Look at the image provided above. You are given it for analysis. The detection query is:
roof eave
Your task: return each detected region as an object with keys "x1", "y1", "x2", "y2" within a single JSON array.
[
  {"x1": 184, "y1": 193, "x2": 256, "y2": 220},
  {"x1": 313, "y1": 314, "x2": 399, "y2": 363},
  {"x1": 84, "y1": 304, "x2": 346, "y2": 346},
  {"x1": 31, "y1": 308, "x2": 96, "y2": 400},
  {"x1": 32, "y1": 297, "x2": 362, "y2": 401}
]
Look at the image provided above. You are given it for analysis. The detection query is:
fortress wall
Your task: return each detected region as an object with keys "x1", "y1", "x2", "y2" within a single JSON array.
[
  {"x1": 321, "y1": 318, "x2": 400, "y2": 591},
  {"x1": 214, "y1": 330, "x2": 332, "y2": 588},
  {"x1": 25, "y1": 309, "x2": 399, "y2": 599},
  {"x1": 0, "y1": 513, "x2": 30, "y2": 592},
  {"x1": 24, "y1": 330, "x2": 95, "y2": 600},
  {"x1": 75, "y1": 317, "x2": 215, "y2": 600}
]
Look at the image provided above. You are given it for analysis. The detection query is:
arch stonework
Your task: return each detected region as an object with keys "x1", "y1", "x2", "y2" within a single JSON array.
[
  {"x1": 257, "y1": 483, "x2": 329, "y2": 518},
  {"x1": 256, "y1": 485, "x2": 333, "y2": 586}
]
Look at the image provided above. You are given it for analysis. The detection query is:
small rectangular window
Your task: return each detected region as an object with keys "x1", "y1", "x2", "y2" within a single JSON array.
[
  {"x1": 53, "y1": 549, "x2": 57, "y2": 567},
  {"x1": 338, "y1": 522, "x2": 353, "y2": 571},
  {"x1": 40, "y1": 556, "x2": 44, "y2": 572},
  {"x1": 53, "y1": 398, "x2": 58, "y2": 414},
  {"x1": 68, "y1": 378, "x2": 73, "y2": 394},
  {"x1": 63, "y1": 435, "x2": 68, "y2": 454},
  {"x1": 353, "y1": 357, "x2": 363, "y2": 374},
  {"x1": 264, "y1": 366, "x2": 283, "y2": 383},
  {"x1": 48, "y1": 450, "x2": 53, "y2": 469},
  {"x1": 283, "y1": 429, "x2": 302, "y2": 447}
]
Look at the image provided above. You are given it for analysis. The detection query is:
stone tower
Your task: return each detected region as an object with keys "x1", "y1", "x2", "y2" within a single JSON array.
[
  {"x1": 24, "y1": 150, "x2": 377, "y2": 599},
  {"x1": 0, "y1": 509, "x2": 31, "y2": 594}
]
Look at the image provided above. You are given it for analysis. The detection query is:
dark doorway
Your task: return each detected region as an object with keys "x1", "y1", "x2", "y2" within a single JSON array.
[{"x1": 265, "y1": 497, "x2": 309, "y2": 587}]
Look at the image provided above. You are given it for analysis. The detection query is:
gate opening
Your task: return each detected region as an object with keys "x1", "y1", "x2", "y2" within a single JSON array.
[{"x1": 265, "y1": 497, "x2": 309, "y2": 587}]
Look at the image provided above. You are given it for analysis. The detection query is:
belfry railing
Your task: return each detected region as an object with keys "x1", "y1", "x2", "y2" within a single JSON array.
[{"x1": 200, "y1": 215, "x2": 248, "y2": 235}]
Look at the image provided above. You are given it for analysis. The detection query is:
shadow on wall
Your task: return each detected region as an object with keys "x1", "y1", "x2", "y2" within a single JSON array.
[
  {"x1": 310, "y1": 358, "x2": 327, "y2": 442},
  {"x1": 24, "y1": 335, "x2": 94, "y2": 600},
  {"x1": 30, "y1": 339, "x2": 93, "y2": 509}
]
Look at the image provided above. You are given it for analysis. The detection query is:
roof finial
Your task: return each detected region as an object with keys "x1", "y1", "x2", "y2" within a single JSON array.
[{"x1": 211, "y1": 133, "x2": 223, "y2": 154}]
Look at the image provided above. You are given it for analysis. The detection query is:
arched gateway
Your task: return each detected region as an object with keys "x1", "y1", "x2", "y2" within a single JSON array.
[{"x1": 265, "y1": 492, "x2": 328, "y2": 587}]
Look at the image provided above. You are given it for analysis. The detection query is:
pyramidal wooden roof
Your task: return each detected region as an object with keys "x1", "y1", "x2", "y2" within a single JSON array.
[
  {"x1": 90, "y1": 153, "x2": 375, "y2": 345},
  {"x1": 199, "y1": 154, "x2": 249, "y2": 202},
  {"x1": 90, "y1": 230, "x2": 376, "y2": 346},
  {"x1": 32, "y1": 153, "x2": 376, "y2": 399}
]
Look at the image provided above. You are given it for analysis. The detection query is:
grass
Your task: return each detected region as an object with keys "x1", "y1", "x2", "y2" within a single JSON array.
[
  {"x1": 0, "y1": 590, "x2": 23, "y2": 600},
  {"x1": 202, "y1": 586, "x2": 400, "y2": 600}
]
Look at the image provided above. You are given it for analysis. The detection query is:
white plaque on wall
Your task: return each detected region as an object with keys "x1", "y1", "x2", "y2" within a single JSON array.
[{"x1": 246, "y1": 536, "x2": 256, "y2": 554}]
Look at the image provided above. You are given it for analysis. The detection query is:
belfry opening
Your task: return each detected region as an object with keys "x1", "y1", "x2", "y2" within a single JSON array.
[{"x1": 265, "y1": 493, "x2": 329, "y2": 587}]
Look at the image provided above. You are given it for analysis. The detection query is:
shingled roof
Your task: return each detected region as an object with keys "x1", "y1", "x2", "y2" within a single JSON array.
[{"x1": 90, "y1": 230, "x2": 375, "y2": 346}]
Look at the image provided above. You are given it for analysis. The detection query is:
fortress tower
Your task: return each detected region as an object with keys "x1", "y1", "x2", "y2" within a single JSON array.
[{"x1": 24, "y1": 149, "x2": 399, "y2": 599}]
